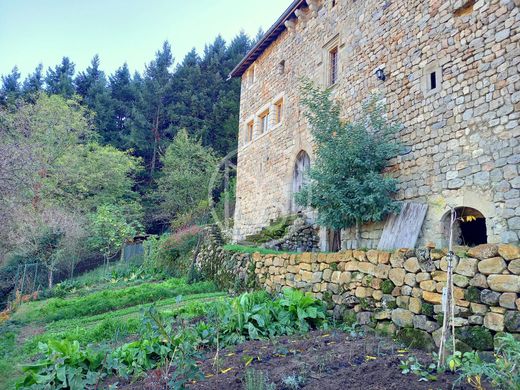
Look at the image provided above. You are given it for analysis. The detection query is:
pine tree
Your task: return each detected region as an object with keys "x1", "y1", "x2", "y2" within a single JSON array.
[
  {"x1": 22, "y1": 64, "x2": 44, "y2": 101},
  {"x1": 45, "y1": 57, "x2": 75, "y2": 97},
  {"x1": 75, "y1": 55, "x2": 115, "y2": 142},
  {"x1": 0, "y1": 66, "x2": 21, "y2": 106}
]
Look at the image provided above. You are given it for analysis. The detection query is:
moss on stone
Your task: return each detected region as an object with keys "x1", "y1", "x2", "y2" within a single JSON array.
[
  {"x1": 421, "y1": 303, "x2": 434, "y2": 317},
  {"x1": 330, "y1": 263, "x2": 338, "y2": 271},
  {"x1": 464, "y1": 286, "x2": 481, "y2": 303},
  {"x1": 343, "y1": 310, "x2": 357, "y2": 326},
  {"x1": 386, "y1": 301, "x2": 397, "y2": 310},
  {"x1": 381, "y1": 280, "x2": 395, "y2": 294},
  {"x1": 456, "y1": 326, "x2": 494, "y2": 351},
  {"x1": 244, "y1": 215, "x2": 297, "y2": 244},
  {"x1": 397, "y1": 328, "x2": 435, "y2": 352}
]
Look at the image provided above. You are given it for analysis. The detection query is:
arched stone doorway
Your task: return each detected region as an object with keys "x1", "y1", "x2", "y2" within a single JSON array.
[
  {"x1": 291, "y1": 150, "x2": 311, "y2": 212},
  {"x1": 442, "y1": 207, "x2": 487, "y2": 247}
]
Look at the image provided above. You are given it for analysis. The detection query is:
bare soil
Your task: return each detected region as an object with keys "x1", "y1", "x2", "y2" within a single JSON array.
[{"x1": 122, "y1": 330, "x2": 480, "y2": 390}]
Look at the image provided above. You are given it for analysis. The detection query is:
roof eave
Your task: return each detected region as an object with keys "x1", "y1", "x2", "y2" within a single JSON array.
[{"x1": 228, "y1": 0, "x2": 306, "y2": 79}]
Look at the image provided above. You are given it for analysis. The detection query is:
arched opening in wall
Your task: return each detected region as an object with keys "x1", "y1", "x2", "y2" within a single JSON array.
[
  {"x1": 442, "y1": 207, "x2": 487, "y2": 247},
  {"x1": 327, "y1": 229, "x2": 342, "y2": 252},
  {"x1": 291, "y1": 150, "x2": 311, "y2": 212}
]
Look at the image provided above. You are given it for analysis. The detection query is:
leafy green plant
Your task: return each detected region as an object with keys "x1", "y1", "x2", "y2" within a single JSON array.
[
  {"x1": 277, "y1": 287, "x2": 326, "y2": 332},
  {"x1": 16, "y1": 340, "x2": 107, "y2": 390},
  {"x1": 457, "y1": 333, "x2": 520, "y2": 390},
  {"x1": 399, "y1": 355, "x2": 437, "y2": 382}
]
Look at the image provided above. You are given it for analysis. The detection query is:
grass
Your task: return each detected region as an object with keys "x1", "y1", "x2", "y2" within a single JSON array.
[
  {"x1": 0, "y1": 268, "x2": 227, "y2": 389},
  {"x1": 12, "y1": 278, "x2": 218, "y2": 323},
  {"x1": 223, "y1": 244, "x2": 300, "y2": 255}
]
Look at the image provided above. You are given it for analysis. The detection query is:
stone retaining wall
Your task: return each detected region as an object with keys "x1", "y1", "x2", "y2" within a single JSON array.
[{"x1": 196, "y1": 231, "x2": 520, "y2": 349}]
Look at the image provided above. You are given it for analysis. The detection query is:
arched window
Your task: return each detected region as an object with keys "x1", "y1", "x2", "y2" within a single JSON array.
[
  {"x1": 442, "y1": 207, "x2": 487, "y2": 247},
  {"x1": 291, "y1": 151, "x2": 311, "y2": 212}
]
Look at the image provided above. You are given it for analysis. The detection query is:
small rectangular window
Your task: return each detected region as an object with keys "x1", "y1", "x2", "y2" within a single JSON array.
[
  {"x1": 430, "y1": 72, "x2": 437, "y2": 90},
  {"x1": 246, "y1": 120, "x2": 254, "y2": 142},
  {"x1": 278, "y1": 60, "x2": 285, "y2": 75},
  {"x1": 329, "y1": 47, "x2": 339, "y2": 86},
  {"x1": 260, "y1": 110, "x2": 270, "y2": 133},
  {"x1": 248, "y1": 66, "x2": 255, "y2": 86},
  {"x1": 274, "y1": 99, "x2": 283, "y2": 125},
  {"x1": 332, "y1": 0, "x2": 337, "y2": 7}
]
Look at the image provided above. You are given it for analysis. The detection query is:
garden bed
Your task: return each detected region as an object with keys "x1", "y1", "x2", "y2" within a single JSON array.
[{"x1": 124, "y1": 330, "x2": 477, "y2": 390}]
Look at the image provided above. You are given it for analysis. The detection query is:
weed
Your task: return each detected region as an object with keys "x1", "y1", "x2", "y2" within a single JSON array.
[
  {"x1": 282, "y1": 373, "x2": 306, "y2": 390},
  {"x1": 399, "y1": 355, "x2": 438, "y2": 382},
  {"x1": 243, "y1": 369, "x2": 276, "y2": 390}
]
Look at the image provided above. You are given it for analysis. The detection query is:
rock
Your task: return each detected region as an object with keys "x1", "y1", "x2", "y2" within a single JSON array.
[
  {"x1": 390, "y1": 250, "x2": 406, "y2": 267},
  {"x1": 378, "y1": 251, "x2": 390, "y2": 264},
  {"x1": 389, "y1": 268, "x2": 406, "y2": 286},
  {"x1": 453, "y1": 275, "x2": 469, "y2": 287},
  {"x1": 356, "y1": 311, "x2": 373, "y2": 326},
  {"x1": 467, "y1": 244, "x2": 499, "y2": 260},
  {"x1": 401, "y1": 285, "x2": 412, "y2": 296},
  {"x1": 504, "y1": 311, "x2": 520, "y2": 332},
  {"x1": 413, "y1": 315, "x2": 440, "y2": 333},
  {"x1": 374, "y1": 264, "x2": 391, "y2": 279},
  {"x1": 470, "y1": 302, "x2": 488, "y2": 314},
  {"x1": 470, "y1": 273, "x2": 488, "y2": 288},
  {"x1": 391, "y1": 308, "x2": 414, "y2": 328},
  {"x1": 478, "y1": 257, "x2": 507, "y2": 274},
  {"x1": 375, "y1": 321, "x2": 396, "y2": 336},
  {"x1": 440, "y1": 256, "x2": 459, "y2": 271},
  {"x1": 419, "y1": 280, "x2": 436, "y2": 292},
  {"x1": 465, "y1": 286, "x2": 481, "y2": 303},
  {"x1": 374, "y1": 309, "x2": 392, "y2": 320},
  {"x1": 499, "y1": 293, "x2": 517, "y2": 309},
  {"x1": 423, "y1": 291, "x2": 442, "y2": 304},
  {"x1": 480, "y1": 289, "x2": 501, "y2": 305},
  {"x1": 397, "y1": 295, "x2": 410, "y2": 309},
  {"x1": 468, "y1": 315, "x2": 483, "y2": 325},
  {"x1": 483, "y1": 312, "x2": 504, "y2": 332},
  {"x1": 404, "y1": 257, "x2": 420, "y2": 273},
  {"x1": 487, "y1": 275, "x2": 520, "y2": 292},
  {"x1": 455, "y1": 258, "x2": 479, "y2": 277},
  {"x1": 432, "y1": 271, "x2": 447, "y2": 281},
  {"x1": 409, "y1": 297, "x2": 422, "y2": 314},
  {"x1": 322, "y1": 268, "x2": 332, "y2": 281},
  {"x1": 404, "y1": 273, "x2": 416, "y2": 287},
  {"x1": 397, "y1": 328, "x2": 435, "y2": 352},
  {"x1": 498, "y1": 244, "x2": 520, "y2": 261},
  {"x1": 509, "y1": 259, "x2": 520, "y2": 274},
  {"x1": 366, "y1": 250, "x2": 379, "y2": 264},
  {"x1": 357, "y1": 262, "x2": 375, "y2": 275}
]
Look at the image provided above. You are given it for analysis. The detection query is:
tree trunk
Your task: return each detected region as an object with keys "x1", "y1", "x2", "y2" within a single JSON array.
[
  {"x1": 48, "y1": 268, "x2": 53, "y2": 289},
  {"x1": 150, "y1": 107, "x2": 161, "y2": 178},
  {"x1": 355, "y1": 218, "x2": 361, "y2": 249}
]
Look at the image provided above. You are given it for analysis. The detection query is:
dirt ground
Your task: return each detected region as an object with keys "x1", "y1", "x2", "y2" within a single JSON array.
[{"x1": 123, "y1": 329, "x2": 480, "y2": 390}]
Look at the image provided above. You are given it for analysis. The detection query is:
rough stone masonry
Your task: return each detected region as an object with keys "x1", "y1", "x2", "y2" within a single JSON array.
[{"x1": 230, "y1": 0, "x2": 520, "y2": 249}]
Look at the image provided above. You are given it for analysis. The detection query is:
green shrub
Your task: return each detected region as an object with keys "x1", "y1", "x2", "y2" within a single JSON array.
[
  {"x1": 154, "y1": 227, "x2": 201, "y2": 277},
  {"x1": 456, "y1": 326, "x2": 494, "y2": 351},
  {"x1": 20, "y1": 278, "x2": 217, "y2": 323},
  {"x1": 457, "y1": 333, "x2": 520, "y2": 390}
]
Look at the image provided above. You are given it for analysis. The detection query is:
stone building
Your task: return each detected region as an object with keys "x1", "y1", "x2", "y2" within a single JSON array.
[{"x1": 230, "y1": 0, "x2": 520, "y2": 250}]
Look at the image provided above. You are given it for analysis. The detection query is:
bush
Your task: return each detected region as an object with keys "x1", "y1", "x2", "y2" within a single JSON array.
[
  {"x1": 457, "y1": 333, "x2": 520, "y2": 390},
  {"x1": 152, "y1": 227, "x2": 201, "y2": 277}
]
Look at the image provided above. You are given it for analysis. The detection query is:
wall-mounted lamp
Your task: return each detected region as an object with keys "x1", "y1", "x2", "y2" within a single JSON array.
[{"x1": 375, "y1": 68, "x2": 386, "y2": 81}]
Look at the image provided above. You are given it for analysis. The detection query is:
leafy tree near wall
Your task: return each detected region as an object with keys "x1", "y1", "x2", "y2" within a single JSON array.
[
  {"x1": 88, "y1": 204, "x2": 139, "y2": 270},
  {"x1": 295, "y1": 82, "x2": 401, "y2": 247},
  {"x1": 154, "y1": 129, "x2": 220, "y2": 227}
]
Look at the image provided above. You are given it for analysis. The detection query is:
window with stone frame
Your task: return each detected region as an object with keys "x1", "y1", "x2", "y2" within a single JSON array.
[
  {"x1": 328, "y1": 46, "x2": 339, "y2": 86},
  {"x1": 422, "y1": 62, "x2": 442, "y2": 96},
  {"x1": 247, "y1": 65, "x2": 256, "y2": 87},
  {"x1": 274, "y1": 99, "x2": 283, "y2": 125},
  {"x1": 245, "y1": 120, "x2": 254, "y2": 142},
  {"x1": 259, "y1": 110, "x2": 270, "y2": 133}
]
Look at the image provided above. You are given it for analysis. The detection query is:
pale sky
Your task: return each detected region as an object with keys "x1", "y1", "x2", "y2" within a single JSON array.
[{"x1": 0, "y1": 0, "x2": 289, "y2": 78}]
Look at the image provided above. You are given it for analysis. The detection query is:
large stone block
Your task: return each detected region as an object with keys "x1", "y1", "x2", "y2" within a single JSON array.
[
  {"x1": 389, "y1": 268, "x2": 406, "y2": 286},
  {"x1": 509, "y1": 259, "x2": 520, "y2": 275},
  {"x1": 391, "y1": 308, "x2": 414, "y2": 328},
  {"x1": 467, "y1": 244, "x2": 499, "y2": 260},
  {"x1": 483, "y1": 312, "x2": 504, "y2": 332},
  {"x1": 478, "y1": 257, "x2": 507, "y2": 274},
  {"x1": 404, "y1": 257, "x2": 420, "y2": 273},
  {"x1": 455, "y1": 258, "x2": 479, "y2": 277},
  {"x1": 374, "y1": 264, "x2": 391, "y2": 279},
  {"x1": 423, "y1": 291, "x2": 442, "y2": 304},
  {"x1": 357, "y1": 262, "x2": 376, "y2": 276},
  {"x1": 498, "y1": 244, "x2": 520, "y2": 261},
  {"x1": 487, "y1": 275, "x2": 520, "y2": 292}
]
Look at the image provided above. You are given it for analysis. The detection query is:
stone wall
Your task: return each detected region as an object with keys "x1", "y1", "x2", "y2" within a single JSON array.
[
  {"x1": 197, "y1": 234, "x2": 520, "y2": 349},
  {"x1": 233, "y1": 0, "x2": 520, "y2": 247},
  {"x1": 263, "y1": 217, "x2": 320, "y2": 252}
]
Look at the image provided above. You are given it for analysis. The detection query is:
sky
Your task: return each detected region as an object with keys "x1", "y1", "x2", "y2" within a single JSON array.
[{"x1": 0, "y1": 0, "x2": 289, "y2": 78}]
